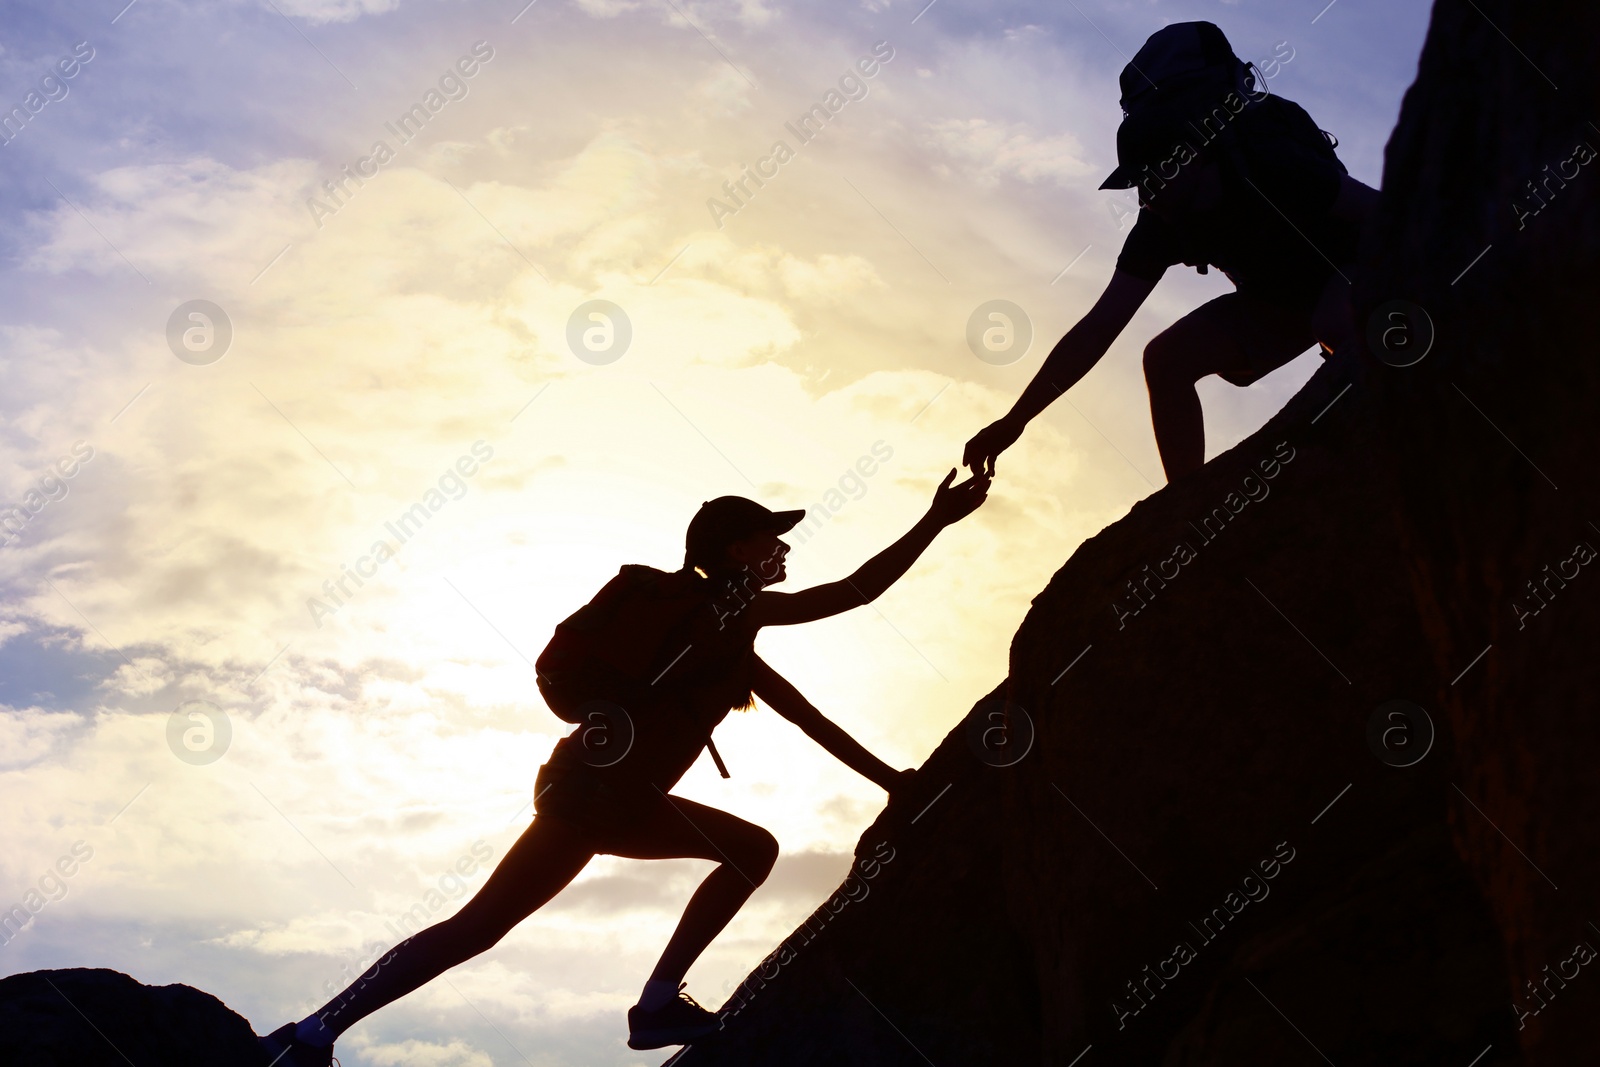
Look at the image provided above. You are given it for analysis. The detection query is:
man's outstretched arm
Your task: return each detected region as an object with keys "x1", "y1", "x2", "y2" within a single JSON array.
[
  {"x1": 751, "y1": 656, "x2": 911, "y2": 794},
  {"x1": 963, "y1": 268, "x2": 1157, "y2": 476}
]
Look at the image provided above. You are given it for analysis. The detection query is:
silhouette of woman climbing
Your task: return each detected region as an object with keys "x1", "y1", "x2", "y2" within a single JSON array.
[{"x1": 260, "y1": 469, "x2": 989, "y2": 1063}]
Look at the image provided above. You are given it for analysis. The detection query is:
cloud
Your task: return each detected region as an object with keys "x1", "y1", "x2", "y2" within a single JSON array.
[
  {"x1": 696, "y1": 64, "x2": 756, "y2": 119},
  {"x1": 22, "y1": 157, "x2": 314, "y2": 283},
  {"x1": 924, "y1": 117, "x2": 1095, "y2": 187},
  {"x1": 270, "y1": 0, "x2": 404, "y2": 25},
  {"x1": 0, "y1": 706, "x2": 81, "y2": 770},
  {"x1": 573, "y1": 0, "x2": 644, "y2": 18},
  {"x1": 777, "y1": 253, "x2": 884, "y2": 303},
  {"x1": 358, "y1": 1038, "x2": 495, "y2": 1067},
  {"x1": 731, "y1": 0, "x2": 780, "y2": 27},
  {"x1": 457, "y1": 131, "x2": 665, "y2": 257}
]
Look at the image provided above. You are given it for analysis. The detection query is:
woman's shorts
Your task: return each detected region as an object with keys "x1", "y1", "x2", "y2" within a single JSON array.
[{"x1": 533, "y1": 761, "x2": 656, "y2": 849}]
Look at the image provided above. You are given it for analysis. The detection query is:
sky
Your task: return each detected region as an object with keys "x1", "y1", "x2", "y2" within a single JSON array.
[{"x1": 0, "y1": 1, "x2": 1431, "y2": 1063}]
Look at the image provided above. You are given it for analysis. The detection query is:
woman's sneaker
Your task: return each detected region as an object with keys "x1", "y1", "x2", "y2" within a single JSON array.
[
  {"x1": 258, "y1": 1023, "x2": 336, "y2": 1067},
  {"x1": 626, "y1": 983, "x2": 720, "y2": 1049}
]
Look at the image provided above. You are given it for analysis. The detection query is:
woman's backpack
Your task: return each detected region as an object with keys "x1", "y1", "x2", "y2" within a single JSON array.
[{"x1": 536, "y1": 565, "x2": 745, "y2": 776}]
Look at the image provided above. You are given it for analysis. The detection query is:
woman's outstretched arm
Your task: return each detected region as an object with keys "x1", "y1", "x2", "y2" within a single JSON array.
[
  {"x1": 749, "y1": 468, "x2": 989, "y2": 628},
  {"x1": 751, "y1": 657, "x2": 911, "y2": 794}
]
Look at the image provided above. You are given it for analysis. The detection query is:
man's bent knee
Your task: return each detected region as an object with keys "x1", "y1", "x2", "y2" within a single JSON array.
[
  {"x1": 1143, "y1": 333, "x2": 1171, "y2": 381},
  {"x1": 1311, "y1": 275, "x2": 1355, "y2": 356},
  {"x1": 1143, "y1": 329, "x2": 1197, "y2": 386}
]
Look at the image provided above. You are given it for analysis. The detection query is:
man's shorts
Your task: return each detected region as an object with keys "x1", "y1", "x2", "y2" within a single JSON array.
[{"x1": 1186, "y1": 288, "x2": 1323, "y2": 388}]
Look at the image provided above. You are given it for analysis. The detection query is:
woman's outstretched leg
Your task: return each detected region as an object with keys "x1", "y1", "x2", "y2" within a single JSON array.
[
  {"x1": 267, "y1": 792, "x2": 776, "y2": 1058},
  {"x1": 607, "y1": 794, "x2": 778, "y2": 1048},
  {"x1": 301, "y1": 813, "x2": 594, "y2": 1045}
]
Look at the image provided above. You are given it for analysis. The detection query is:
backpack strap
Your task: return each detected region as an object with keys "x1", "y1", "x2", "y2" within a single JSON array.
[{"x1": 705, "y1": 737, "x2": 731, "y2": 779}]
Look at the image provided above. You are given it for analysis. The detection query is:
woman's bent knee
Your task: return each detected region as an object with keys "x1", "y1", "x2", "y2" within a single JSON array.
[{"x1": 734, "y1": 828, "x2": 779, "y2": 883}]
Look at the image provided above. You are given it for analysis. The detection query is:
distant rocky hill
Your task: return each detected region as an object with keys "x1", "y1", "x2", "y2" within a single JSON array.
[{"x1": 0, "y1": 968, "x2": 264, "y2": 1066}]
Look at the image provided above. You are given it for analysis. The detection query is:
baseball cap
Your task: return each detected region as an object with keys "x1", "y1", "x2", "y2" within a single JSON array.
[
  {"x1": 1099, "y1": 108, "x2": 1201, "y2": 190},
  {"x1": 684, "y1": 496, "x2": 805, "y2": 570},
  {"x1": 1099, "y1": 21, "x2": 1249, "y2": 191}
]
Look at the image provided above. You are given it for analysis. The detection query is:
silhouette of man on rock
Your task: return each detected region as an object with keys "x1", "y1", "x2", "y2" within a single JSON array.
[{"x1": 965, "y1": 21, "x2": 1378, "y2": 483}]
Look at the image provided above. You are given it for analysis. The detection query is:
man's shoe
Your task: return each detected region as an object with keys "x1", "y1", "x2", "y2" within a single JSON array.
[
  {"x1": 258, "y1": 1023, "x2": 336, "y2": 1067},
  {"x1": 626, "y1": 983, "x2": 720, "y2": 1049}
]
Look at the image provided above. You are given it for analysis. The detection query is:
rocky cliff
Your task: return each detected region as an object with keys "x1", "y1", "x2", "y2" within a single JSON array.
[{"x1": 678, "y1": 0, "x2": 1600, "y2": 1063}]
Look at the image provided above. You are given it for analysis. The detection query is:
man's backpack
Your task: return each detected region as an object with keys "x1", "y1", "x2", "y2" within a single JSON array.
[
  {"x1": 1118, "y1": 22, "x2": 1346, "y2": 182},
  {"x1": 536, "y1": 565, "x2": 742, "y2": 776}
]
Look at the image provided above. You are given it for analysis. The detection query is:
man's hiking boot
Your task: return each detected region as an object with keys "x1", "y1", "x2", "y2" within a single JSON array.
[
  {"x1": 626, "y1": 983, "x2": 720, "y2": 1049},
  {"x1": 259, "y1": 1023, "x2": 337, "y2": 1067}
]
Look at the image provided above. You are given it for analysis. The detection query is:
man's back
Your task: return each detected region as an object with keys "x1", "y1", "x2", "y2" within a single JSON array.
[{"x1": 1116, "y1": 96, "x2": 1358, "y2": 306}]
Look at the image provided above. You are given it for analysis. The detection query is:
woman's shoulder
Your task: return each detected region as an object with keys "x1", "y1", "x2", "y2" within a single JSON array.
[{"x1": 619, "y1": 564, "x2": 706, "y2": 597}]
